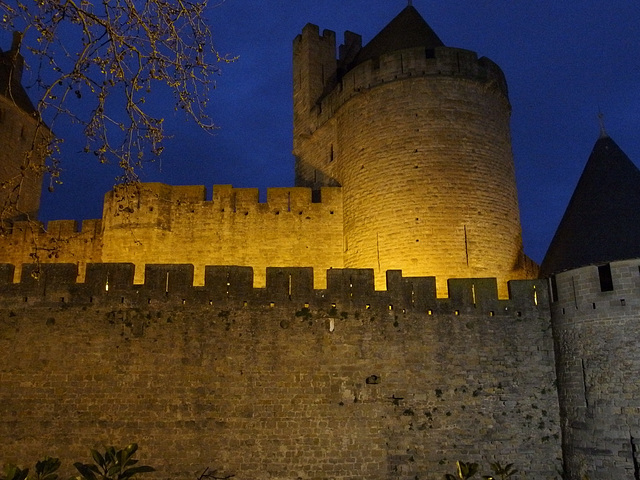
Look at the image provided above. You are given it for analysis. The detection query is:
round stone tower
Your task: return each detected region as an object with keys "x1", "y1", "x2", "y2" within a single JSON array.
[
  {"x1": 543, "y1": 134, "x2": 640, "y2": 480},
  {"x1": 0, "y1": 33, "x2": 49, "y2": 223},
  {"x1": 293, "y1": 6, "x2": 533, "y2": 295}
]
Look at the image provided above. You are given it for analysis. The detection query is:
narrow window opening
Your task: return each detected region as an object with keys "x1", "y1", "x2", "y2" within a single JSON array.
[
  {"x1": 471, "y1": 283, "x2": 477, "y2": 307},
  {"x1": 621, "y1": 299, "x2": 626, "y2": 306},
  {"x1": 630, "y1": 435, "x2": 640, "y2": 480},
  {"x1": 329, "y1": 144, "x2": 334, "y2": 162},
  {"x1": 598, "y1": 264, "x2": 614, "y2": 292},
  {"x1": 463, "y1": 225, "x2": 469, "y2": 267},
  {"x1": 550, "y1": 275, "x2": 558, "y2": 302},
  {"x1": 581, "y1": 359, "x2": 589, "y2": 407}
]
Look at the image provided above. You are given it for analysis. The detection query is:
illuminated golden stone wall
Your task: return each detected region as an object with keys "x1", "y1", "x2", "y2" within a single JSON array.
[
  {"x1": 293, "y1": 28, "x2": 536, "y2": 295},
  {"x1": 100, "y1": 183, "x2": 344, "y2": 289},
  {"x1": 0, "y1": 182, "x2": 345, "y2": 288}
]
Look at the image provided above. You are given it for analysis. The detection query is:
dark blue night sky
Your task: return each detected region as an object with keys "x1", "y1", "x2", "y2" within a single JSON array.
[{"x1": 13, "y1": 0, "x2": 640, "y2": 265}]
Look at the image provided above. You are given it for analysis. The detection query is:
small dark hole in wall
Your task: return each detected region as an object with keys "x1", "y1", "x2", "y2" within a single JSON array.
[
  {"x1": 366, "y1": 375, "x2": 380, "y2": 385},
  {"x1": 621, "y1": 299, "x2": 626, "y2": 306}
]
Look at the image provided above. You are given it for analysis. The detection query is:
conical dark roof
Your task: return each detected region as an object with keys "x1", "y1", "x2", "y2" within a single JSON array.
[
  {"x1": 0, "y1": 41, "x2": 37, "y2": 115},
  {"x1": 349, "y1": 5, "x2": 444, "y2": 69},
  {"x1": 540, "y1": 135, "x2": 640, "y2": 276}
]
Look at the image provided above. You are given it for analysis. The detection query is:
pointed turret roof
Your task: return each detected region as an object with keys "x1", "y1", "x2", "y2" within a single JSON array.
[
  {"x1": 0, "y1": 33, "x2": 37, "y2": 115},
  {"x1": 540, "y1": 135, "x2": 640, "y2": 276},
  {"x1": 349, "y1": 5, "x2": 444, "y2": 69}
]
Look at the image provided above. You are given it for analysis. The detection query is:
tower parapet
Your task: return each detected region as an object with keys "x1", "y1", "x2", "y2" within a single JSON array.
[{"x1": 306, "y1": 44, "x2": 508, "y2": 134}]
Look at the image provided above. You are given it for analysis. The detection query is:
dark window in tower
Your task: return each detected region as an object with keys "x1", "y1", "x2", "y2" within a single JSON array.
[
  {"x1": 329, "y1": 144, "x2": 334, "y2": 162},
  {"x1": 598, "y1": 264, "x2": 614, "y2": 292},
  {"x1": 425, "y1": 49, "x2": 435, "y2": 59}
]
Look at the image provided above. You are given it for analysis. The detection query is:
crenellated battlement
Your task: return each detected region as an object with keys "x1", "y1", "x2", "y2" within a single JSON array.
[
  {"x1": 550, "y1": 258, "x2": 640, "y2": 318},
  {"x1": 0, "y1": 262, "x2": 547, "y2": 315},
  {"x1": 2, "y1": 218, "x2": 102, "y2": 239},
  {"x1": 103, "y1": 183, "x2": 342, "y2": 226},
  {"x1": 307, "y1": 44, "x2": 508, "y2": 132}
]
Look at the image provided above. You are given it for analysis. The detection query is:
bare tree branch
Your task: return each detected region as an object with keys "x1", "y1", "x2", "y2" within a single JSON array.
[{"x1": 0, "y1": 0, "x2": 234, "y2": 224}]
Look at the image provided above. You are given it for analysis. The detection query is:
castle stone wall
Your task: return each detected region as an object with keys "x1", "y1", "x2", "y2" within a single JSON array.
[
  {"x1": 0, "y1": 218, "x2": 103, "y2": 281},
  {"x1": 0, "y1": 264, "x2": 561, "y2": 480},
  {"x1": 551, "y1": 259, "x2": 640, "y2": 480},
  {"x1": 100, "y1": 183, "x2": 344, "y2": 289}
]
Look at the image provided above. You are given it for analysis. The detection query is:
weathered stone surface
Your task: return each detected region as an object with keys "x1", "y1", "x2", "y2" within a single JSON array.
[{"x1": 0, "y1": 272, "x2": 561, "y2": 480}]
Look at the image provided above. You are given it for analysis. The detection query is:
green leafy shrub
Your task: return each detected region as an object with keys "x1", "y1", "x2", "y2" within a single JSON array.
[{"x1": 73, "y1": 444, "x2": 154, "y2": 480}]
